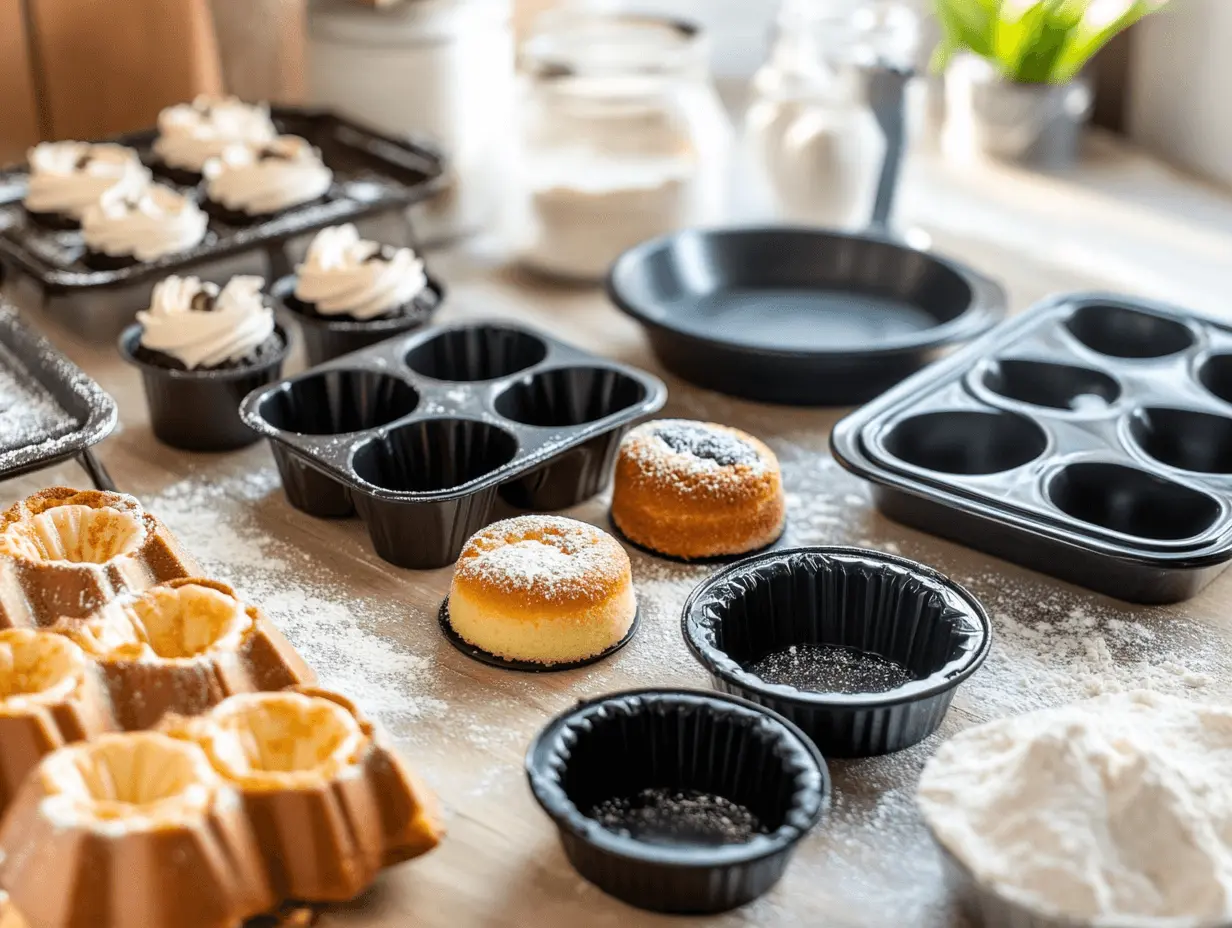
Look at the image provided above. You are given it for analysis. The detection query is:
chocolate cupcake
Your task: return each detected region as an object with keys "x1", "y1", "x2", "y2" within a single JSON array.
[
  {"x1": 119, "y1": 275, "x2": 288, "y2": 451},
  {"x1": 80, "y1": 184, "x2": 209, "y2": 270},
  {"x1": 279, "y1": 223, "x2": 439, "y2": 364},
  {"x1": 153, "y1": 95, "x2": 277, "y2": 186},
  {"x1": 202, "y1": 136, "x2": 332, "y2": 226},
  {"x1": 23, "y1": 141, "x2": 150, "y2": 231}
]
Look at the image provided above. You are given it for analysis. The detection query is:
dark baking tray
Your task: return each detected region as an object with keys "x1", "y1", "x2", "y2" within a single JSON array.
[
  {"x1": 606, "y1": 226, "x2": 1006, "y2": 407},
  {"x1": 240, "y1": 320, "x2": 667, "y2": 569},
  {"x1": 0, "y1": 300, "x2": 117, "y2": 489},
  {"x1": 831, "y1": 292, "x2": 1232, "y2": 603},
  {"x1": 0, "y1": 105, "x2": 445, "y2": 294}
]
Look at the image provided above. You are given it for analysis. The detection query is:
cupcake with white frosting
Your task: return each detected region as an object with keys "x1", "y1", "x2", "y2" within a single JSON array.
[
  {"x1": 153, "y1": 95, "x2": 277, "y2": 184},
  {"x1": 81, "y1": 184, "x2": 209, "y2": 270},
  {"x1": 278, "y1": 223, "x2": 440, "y2": 364},
  {"x1": 23, "y1": 142, "x2": 151, "y2": 230},
  {"x1": 203, "y1": 136, "x2": 332, "y2": 224},
  {"x1": 120, "y1": 275, "x2": 288, "y2": 451}
]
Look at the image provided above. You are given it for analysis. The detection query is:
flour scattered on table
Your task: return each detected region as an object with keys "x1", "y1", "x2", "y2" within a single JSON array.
[{"x1": 143, "y1": 470, "x2": 447, "y2": 726}]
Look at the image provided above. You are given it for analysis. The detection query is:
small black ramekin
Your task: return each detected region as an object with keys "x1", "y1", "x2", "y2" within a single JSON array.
[
  {"x1": 526, "y1": 688, "x2": 829, "y2": 915},
  {"x1": 119, "y1": 323, "x2": 290, "y2": 452},
  {"x1": 271, "y1": 274, "x2": 442, "y2": 367},
  {"x1": 683, "y1": 546, "x2": 991, "y2": 758}
]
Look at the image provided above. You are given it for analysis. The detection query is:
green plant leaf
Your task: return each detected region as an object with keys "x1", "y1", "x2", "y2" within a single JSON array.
[
  {"x1": 1051, "y1": 0, "x2": 1166, "y2": 82},
  {"x1": 933, "y1": 0, "x2": 1001, "y2": 59}
]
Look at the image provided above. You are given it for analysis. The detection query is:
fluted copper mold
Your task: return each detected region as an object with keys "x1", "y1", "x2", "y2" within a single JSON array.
[
  {"x1": 0, "y1": 731, "x2": 277, "y2": 928},
  {"x1": 164, "y1": 687, "x2": 444, "y2": 903},
  {"x1": 0, "y1": 488, "x2": 200, "y2": 628},
  {"x1": 52, "y1": 578, "x2": 316, "y2": 731},
  {"x1": 0, "y1": 628, "x2": 116, "y2": 816}
]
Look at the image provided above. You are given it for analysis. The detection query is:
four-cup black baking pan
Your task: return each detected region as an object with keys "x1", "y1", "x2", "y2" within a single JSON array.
[
  {"x1": 606, "y1": 226, "x2": 1006, "y2": 406},
  {"x1": 682, "y1": 546, "x2": 990, "y2": 757},
  {"x1": 241, "y1": 319, "x2": 667, "y2": 569},
  {"x1": 832, "y1": 292, "x2": 1232, "y2": 604},
  {"x1": 0, "y1": 105, "x2": 445, "y2": 318},
  {"x1": 526, "y1": 688, "x2": 829, "y2": 914},
  {"x1": 0, "y1": 300, "x2": 117, "y2": 490}
]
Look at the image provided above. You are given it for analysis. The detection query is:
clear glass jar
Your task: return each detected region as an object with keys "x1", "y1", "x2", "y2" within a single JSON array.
[
  {"x1": 511, "y1": 11, "x2": 733, "y2": 281},
  {"x1": 742, "y1": 0, "x2": 919, "y2": 229}
]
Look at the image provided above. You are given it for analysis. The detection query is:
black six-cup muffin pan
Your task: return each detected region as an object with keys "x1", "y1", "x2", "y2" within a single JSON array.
[
  {"x1": 0, "y1": 106, "x2": 445, "y2": 294},
  {"x1": 832, "y1": 292, "x2": 1232, "y2": 604},
  {"x1": 241, "y1": 320, "x2": 667, "y2": 570}
]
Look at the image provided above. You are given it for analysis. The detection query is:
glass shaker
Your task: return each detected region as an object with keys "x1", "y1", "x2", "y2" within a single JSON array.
[
  {"x1": 511, "y1": 10, "x2": 733, "y2": 281},
  {"x1": 743, "y1": 0, "x2": 919, "y2": 229}
]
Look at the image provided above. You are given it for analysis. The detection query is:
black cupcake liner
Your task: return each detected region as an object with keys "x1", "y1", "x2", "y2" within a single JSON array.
[
  {"x1": 23, "y1": 208, "x2": 80, "y2": 232},
  {"x1": 152, "y1": 162, "x2": 205, "y2": 187},
  {"x1": 271, "y1": 274, "x2": 442, "y2": 366},
  {"x1": 119, "y1": 323, "x2": 289, "y2": 452},
  {"x1": 83, "y1": 249, "x2": 140, "y2": 272},
  {"x1": 203, "y1": 194, "x2": 329, "y2": 228},
  {"x1": 682, "y1": 546, "x2": 991, "y2": 758},
  {"x1": 607, "y1": 513, "x2": 787, "y2": 565},
  {"x1": 437, "y1": 597, "x2": 640, "y2": 672},
  {"x1": 526, "y1": 688, "x2": 829, "y2": 915}
]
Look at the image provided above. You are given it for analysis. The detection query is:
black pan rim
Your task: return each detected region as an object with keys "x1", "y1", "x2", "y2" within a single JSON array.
[
  {"x1": 680, "y1": 544, "x2": 993, "y2": 711},
  {"x1": 524, "y1": 685, "x2": 830, "y2": 868},
  {"x1": 438, "y1": 597, "x2": 640, "y2": 673},
  {"x1": 605, "y1": 224, "x2": 1007, "y2": 360}
]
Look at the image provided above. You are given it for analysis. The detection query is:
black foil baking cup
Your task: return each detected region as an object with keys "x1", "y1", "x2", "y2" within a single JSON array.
[
  {"x1": 24, "y1": 208, "x2": 79, "y2": 232},
  {"x1": 526, "y1": 688, "x2": 829, "y2": 914},
  {"x1": 272, "y1": 273, "x2": 442, "y2": 367},
  {"x1": 683, "y1": 546, "x2": 991, "y2": 758},
  {"x1": 437, "y1": 597, "x2": 640, "y2": 673},
  {"x1": 607, "y1": 514, "x2": 787, "y2": 566},
  {"x1": 119, "y1": 323, "x2": 289, "y2": 452}
]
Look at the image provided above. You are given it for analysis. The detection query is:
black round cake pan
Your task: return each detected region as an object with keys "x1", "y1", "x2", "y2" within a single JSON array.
[
  {"x1": 682, "y1": 546, "x2": 991, "y2": 758},
  {"x1": 526, "y1": 688, "x2": 829, "y2": 915},
  {"x1": 606, "y1": 226, "x2": 1006, "y2": 406}
]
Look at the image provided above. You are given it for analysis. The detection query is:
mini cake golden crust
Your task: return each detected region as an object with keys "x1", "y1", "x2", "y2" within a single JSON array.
[
  {"x1": 0, "y1": 731, "x2": 276, "y2": 928},
  {"x1": 52, "y1": 578, "x2": 316, "y2": 730},
  {"x1": 611, "y1": 419, "x2": 786, "y2": 560},
  {"x1": 0, "y1": 488, "x2": 200, "y2": 629},
  {"x1": 163, "y1": 687, "x2": 445, "y2": 903},
  {"x1": 0, "y1": 629, "x2": 116, "y2": 816},
  {"x1": 0, "y1": 891, "x2": 24, "y2": 928},
  {"x1": 448, "y1": 515, "x2": 636, "y2": 665}
]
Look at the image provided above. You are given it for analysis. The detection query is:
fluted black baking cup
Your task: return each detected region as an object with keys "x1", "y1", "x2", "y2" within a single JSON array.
[
  {"x1": 272, "y1": 273, "x2": 443, "y2": 367},
  {"x1": 437, "y1": 598, "x2": 640, "y2": 673},
  {"x1": 119, "y1": 323, "x2": 289, "y2": 452},
  {"x1": 607, "y1": 514, "x2": 787, "y2": 565},
  {"x1": 683, "y1": 546, "x2": 991, "y2": 758},
  {"x1": 526, "y1": 688, "x2": 829, "y2": 914}
]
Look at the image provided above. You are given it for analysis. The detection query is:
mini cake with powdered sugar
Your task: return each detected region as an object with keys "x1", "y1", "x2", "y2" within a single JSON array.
[
  {"x1": 611, "y1": 419, "x2": 786, "y2": 560},
  {"x1": 446, "y1": 515, "x2": 635, "y2": 666}
]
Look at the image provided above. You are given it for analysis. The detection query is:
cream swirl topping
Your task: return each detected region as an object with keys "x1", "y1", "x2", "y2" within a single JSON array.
[
  {"x1": 137, "y1": 276, "x2": 276, "y2": 370},
  {"x1": 294, "y1": 224, "x2": 429, "y2": 320},
  {"x1": 24, "y1": 142, "x2": 151, "y2": 219},
  {"x1": 153, "y1": 95, "x2": 277, "y2": 173},
  {"x1": 81, "y1": 185, "x2": 208, "y2": 261},
  {"x1": 203, "y1": 137, "x2": 332, "y2": 216}
]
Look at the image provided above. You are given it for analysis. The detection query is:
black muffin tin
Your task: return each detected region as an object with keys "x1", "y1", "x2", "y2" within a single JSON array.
[
  {"x1": 241, "y1": 320, "x2": 667, "y2": 569},
  {"x1": 832, "y1": 293, "x2": 1232, "y2": 604},
  {"x1": 0, "y1": 106, "x2": 444, "y2": 294},
  {"x1": 526, "y1": 688, "x2": 829, "y2": 914},
  {"x1": 683, "y1": 547, "x2": 990, "y2": 757},
  {"x1": 0, "y1": 301, "x2": 117, "y2": 489}
]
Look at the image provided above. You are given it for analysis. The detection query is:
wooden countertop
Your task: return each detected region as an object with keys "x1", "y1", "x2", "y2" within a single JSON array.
[{"x1": 4, "y1": 140, "x2": 1232, "y2": 928}]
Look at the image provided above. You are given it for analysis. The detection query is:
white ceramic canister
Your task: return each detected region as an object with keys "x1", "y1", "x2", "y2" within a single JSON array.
[{"x1": 307, "y1": 0, "x2": 516, "y2": 241}]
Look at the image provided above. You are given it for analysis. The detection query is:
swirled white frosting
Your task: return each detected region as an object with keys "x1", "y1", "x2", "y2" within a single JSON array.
[
  {"x1": 81, "y1": 185, "x2": 208, "y2": 261},
  {"x1": 293, "y1": 224, "x2": 428, "y2": 320},
  {"x1": 24, "y1": 142, "x2": 151, "y2": 219},
  {"x1": 203, "y1": 137, "x2": 332, "y2": 216},
  {"x1": 137, "y1": 276, "x2": 276, "y2": 370},
  {"x1": 153, "y1": 95, "x2": 277, "y2": 173}
]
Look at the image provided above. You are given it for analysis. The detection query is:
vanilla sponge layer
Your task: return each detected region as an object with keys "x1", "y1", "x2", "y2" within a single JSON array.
[{"x1": 448, "y1": 584, "x2": 636, "y2": 665}]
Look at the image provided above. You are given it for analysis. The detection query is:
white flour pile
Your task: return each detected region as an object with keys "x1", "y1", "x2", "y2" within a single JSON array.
[{"x1": 918, "y1": 690, "x2": 1232, "y2": 923}]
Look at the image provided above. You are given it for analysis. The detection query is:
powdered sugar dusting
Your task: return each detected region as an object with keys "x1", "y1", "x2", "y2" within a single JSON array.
[
  {"x1": 621, "y1": 419, "x2": 772, "y2": 496},
  {"x1": 0, "y1": 355, "x2": 77, "y2": 454}
]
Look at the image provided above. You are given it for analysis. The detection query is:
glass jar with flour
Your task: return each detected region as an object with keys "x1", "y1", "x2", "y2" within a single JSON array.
[
  {"x1": 512, "y1": 11, "x2": 732, "y2": 281},
  {"x1": 743, "y1": 0, "x2": 919, "y2": 229}
]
